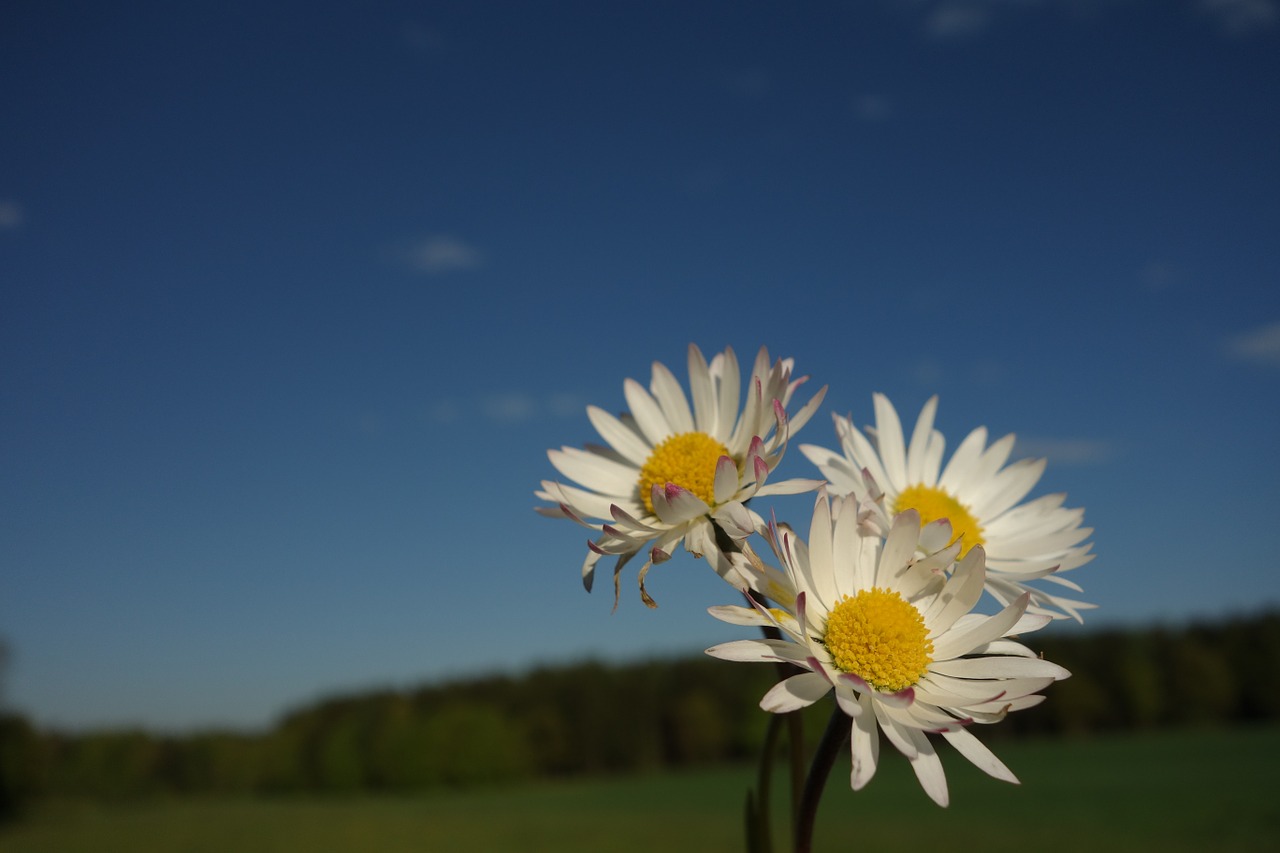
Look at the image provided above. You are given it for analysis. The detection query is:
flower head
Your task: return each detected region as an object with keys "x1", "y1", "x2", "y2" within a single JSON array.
[
  {"x1": 801, "y1": 394, "x2": 1095, "y2": 620},
  {"x1": 707, "y1": 491, "x2": 1069, "y2": 807},
  {"x1": 537, "y1": 344, "x2": 826, "y2": 607}
]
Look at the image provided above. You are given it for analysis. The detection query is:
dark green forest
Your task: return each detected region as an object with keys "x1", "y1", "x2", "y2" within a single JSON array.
[{"x1": 2, "y1": 611, "x2": 1278, "y2": 811}]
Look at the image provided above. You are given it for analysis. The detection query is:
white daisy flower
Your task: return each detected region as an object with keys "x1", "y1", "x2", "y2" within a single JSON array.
[
  {"x1": 800, "y1": 394, "x2": 1096, "y2": 620},
  {"x1": 537, "y1": 344, "x2": 826, "y2": 607},
  {"x1": 706, "y1": 492, "x2": 1070, "y2": 807}
]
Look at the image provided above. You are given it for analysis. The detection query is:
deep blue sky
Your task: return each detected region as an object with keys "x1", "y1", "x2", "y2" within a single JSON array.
[{"x1": 2, "y1": 0, "x2": 1278, "y2": 731}]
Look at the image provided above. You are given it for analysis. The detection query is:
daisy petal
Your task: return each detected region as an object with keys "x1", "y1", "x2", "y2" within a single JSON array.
[{"x1": 761, "y1": 671, "x2": 832, "y2": 712}]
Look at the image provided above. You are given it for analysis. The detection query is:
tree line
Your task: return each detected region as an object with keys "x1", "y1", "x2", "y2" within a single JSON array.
[{"x1": 2, "y1": 610, "x2": 1278, "y2": 811}]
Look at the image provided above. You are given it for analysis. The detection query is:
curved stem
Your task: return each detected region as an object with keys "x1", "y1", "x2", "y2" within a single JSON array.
[
  {"x1": 787, "y1": 711, "x2": 804, "y2": 834},
  {"x1": 748, "y1": 713, "x2": 784, "y2": 853},
  {"x1": 794, "y1": 705, "x2": 848, "y2": 853}
]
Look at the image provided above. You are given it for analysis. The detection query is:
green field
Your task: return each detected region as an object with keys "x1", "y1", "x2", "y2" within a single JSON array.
[{"x1": 3, "y1": 726, "x2": 1277, "y2": 852}]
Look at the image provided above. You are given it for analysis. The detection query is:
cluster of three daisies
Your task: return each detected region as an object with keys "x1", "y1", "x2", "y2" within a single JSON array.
[{"x1": 537, "y1": 345, "x2": 1092, "y2": 806}]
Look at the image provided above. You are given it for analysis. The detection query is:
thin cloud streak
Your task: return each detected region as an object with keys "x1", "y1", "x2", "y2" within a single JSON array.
[
  {"x1": 1199, "y1": 0, "x2": 1279, "y2": 35},
  {"x1": 1226, "y1": 321, "x2": 1280, "y2": 368},
  {"x1": 925, "y1": 4, "x2": 993, "y2": 39},
  {"x1": 1015, "y1": 437, "x2": 1115, "y2": 466},
  {"x1": 0, "y1": 199, "x2": 25, "y2": 229},
  {"x1": 388, "y1": 234, "x2": 484, "y2": 274},
  {"x1": 423, "y1": 393, "x2": 588, "y2": 426}
]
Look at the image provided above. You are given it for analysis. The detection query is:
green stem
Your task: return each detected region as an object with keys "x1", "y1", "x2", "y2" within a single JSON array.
[
  {"x1": 787, "y1": 711, "x2": 804, "y2": 836},
  {"x1": 748, "y1": 713, "x2": 784, "y2": 853},
  {"x1": 794, "y1": 706, "x2": 848, "y2": 853}
]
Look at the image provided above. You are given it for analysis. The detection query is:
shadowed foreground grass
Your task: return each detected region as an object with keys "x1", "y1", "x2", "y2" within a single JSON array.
[{"x1": 3, "y1": 726, "x2": 1277, "y2": 852}]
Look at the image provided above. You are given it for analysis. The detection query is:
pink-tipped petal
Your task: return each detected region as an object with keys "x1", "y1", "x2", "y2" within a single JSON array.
[
  {"x1": 713, "y1": 454, "x2": 740, "y2": 504},
  {"x1": 651, "y1": 483, "x2": 709, "y2": 525}
]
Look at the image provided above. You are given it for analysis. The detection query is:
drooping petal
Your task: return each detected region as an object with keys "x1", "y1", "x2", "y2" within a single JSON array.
[
  {"x1": 849, "y1": 693, "x2": 879, "y2": 791},
  {"x1": 940, "y1": 727, "x2": 1018, "y2": 784}
]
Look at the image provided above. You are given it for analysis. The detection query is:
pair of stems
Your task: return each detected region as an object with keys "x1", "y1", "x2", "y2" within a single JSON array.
[
  {"x1": 724, "y1": 533, "x2": 848, "y2": 853},
  {"x1": 749, "y1": 686, "x2": 847, "y2": 853},
  {"x1": 745, "y1": 596, "x2": 848, "y2": 853}
]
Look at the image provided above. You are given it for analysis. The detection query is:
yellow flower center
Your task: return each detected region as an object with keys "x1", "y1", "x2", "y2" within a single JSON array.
[
  {"x1": 637, "y1": 432, "x2": 732, "y2": 515},
  {"x1": 893, "y1": 484, "x2": 985, "y2": 556},
  {"x1": 822, "y1": 588, "x2": 933, "y2": 692}
]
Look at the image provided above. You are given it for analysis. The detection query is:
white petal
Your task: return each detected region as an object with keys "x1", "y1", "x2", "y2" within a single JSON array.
[
  {"x1": 850, "y1": 693, "x2": 879, "y2": 790},
  {"x1": 651, "y1": 484, "x2": 709, "y2": 525},
  {"x1": 706, "y1": 604, "x2": 772, "y2": 626},
  {"x1": 931, "y1": 594, "x2": 1029, "y2": 661},
  {"x1": 548, "y1": 446, "x2": 638, "y2": 495},
  {"x1": 906, "y1": 728, "x2": 949, "y2": 807},
  {"x1": 712, "y1": 347, "x2": 741, "y2": 442},
  {"x1": 761, "y1": 671, "x2": 832, "y2": 712},
  {"x1": 937, "y1": 426, "x2": 988, "y2": 494},
  {"x1": 973, "y1": 457, "x2": 1045, "y2": 519},
  {"x1": 787, "y1": 383, "x2": 828, "y2": 437},
  {"x1": 586, "y1": 406, "x2": 652, "y2": 467},
  {"x1": 623, "y1": 378, "x2": 675, "y2": 446},
  {"x1": 799, "y1": 442, "x2": 863, "y2": 496},
  {"x1": 872, "y1": 393, "x2": 909, "y2": 489},
  {"x1": 687, "y1": 344, "x2": 718, "y2": 435},
  {"x1": 705, "y1": 638, "x2": 809, "y2": 664},
  {"x1": 922, "y1": 546, "x2": 986, "y2": 635},
  {"x1": 940, "y1": 727, "x2": 1018, "y2": 784},
  {"x1": 713, "y1": 454, "x2": 740, "y2": 504},
  {"x1": 802, "y1": 492, "x2": 840, "y2": 610},
  {"x1": 879, "y1": 509, "x2": 922, "y2": 585},
  {"x1": 649, "y1": 360, "x2": 694, "y2": 434},
  {"x1": 753, "y1": 477, "x2": 826, "y2": 497},
  {"x1": 929, "y1": 656, "x2": 1071, "y2": 680},
  {"x1": 904, "y1": 396, "x2": 938, "y2": 486},
  {"x1": 836, "y1": 414, "x2": 893, "y2": 495},
  {"x1": 711, "y1": 500, "x2": 755, "y2": 539}
]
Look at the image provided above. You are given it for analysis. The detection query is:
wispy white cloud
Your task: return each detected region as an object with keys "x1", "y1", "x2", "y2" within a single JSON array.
[
  {"x1": 0, "y1": 199, "x2": 25, "y2": 229},
  {"x1": 1015, "y1": 436, "x2": 1115, "y2": 466},
  {"x1": 925, "y1": 3, "x2": 994, "y2": 38},
  {"x1": 853, "y1": 94, "x2": 892, "y2": 123},
  {"x1": 717, "y1": 67, "x2": 778, "y2": 100},
  {"x1": 1226, "y1": 321, "x2": 1280, "y2": 368},
  {"x1": 1198, "y1": 0, "x2": 1278, "y2": 36},
  {"x1": 546, "y1": 393, "x2": 587, "y2": 418},
  {"x1": 426, "y1": 400, "x2": 461, "y2": 424},
  {"x1": 902, "y1": 0, "x2": 1151, "y2": 39},
  {"x1": 390, "y1": 234, "x2": 484, "y2": 274},
  {"x1": 481, "y1": 393, "x2": 537, "y2": 423},
  {"x1": 1139, "y1": 260, "x2": 1185, "y2": 293},
  {"x1": 422, "y1": 393, "x2": 587, "y2": 426},
  {"x1": 402, "y1": 22, "x2": 446, "y2": 54}
]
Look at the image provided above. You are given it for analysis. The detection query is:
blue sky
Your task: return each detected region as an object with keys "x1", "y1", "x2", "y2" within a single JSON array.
[{"x1": 2, "y1": 0, "x2": 1278, "y2": 732}]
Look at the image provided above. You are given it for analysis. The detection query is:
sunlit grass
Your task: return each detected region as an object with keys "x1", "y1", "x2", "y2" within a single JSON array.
[{"x1": 3, "y1": 726, "x2": 1277, "y2": 852}]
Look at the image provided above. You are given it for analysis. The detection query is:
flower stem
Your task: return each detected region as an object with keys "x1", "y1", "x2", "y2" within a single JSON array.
[
  {"x1": 747, "y1": 713, "x2": 783, "y2": 853},
  {"x1": 794, "y1": 705, "x2": 848, "y2": 853},
  {"x1": 787, "y1": 711, "x2": 804, "y2": 834}
]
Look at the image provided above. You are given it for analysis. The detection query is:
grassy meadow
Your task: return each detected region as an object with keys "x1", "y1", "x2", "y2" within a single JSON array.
[{"x1": 3, "y1": 726, "x2": 1277, "y2": 853}]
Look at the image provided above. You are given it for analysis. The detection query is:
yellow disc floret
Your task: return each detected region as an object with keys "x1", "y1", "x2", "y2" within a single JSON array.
[
  {"x1": 637, "y1": 432, "x2": 733, "y2": 515},
  {"x1": 823, "y1": 588, "x2": 933, "y2": 692},
  {"x1": 893, "y1": 484, "x2": 985, "y2": 556}
]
